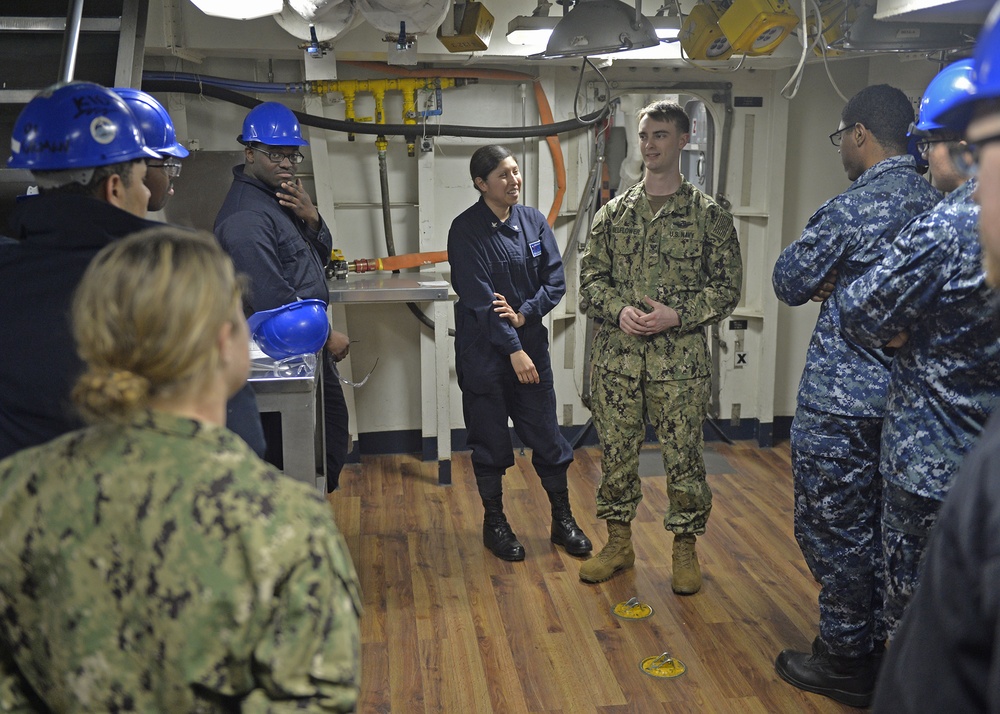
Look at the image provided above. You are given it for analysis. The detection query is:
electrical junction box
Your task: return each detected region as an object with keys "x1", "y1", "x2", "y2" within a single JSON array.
[
  {"x1": 718, "y1": 0, "x2": 799, "y2": 56},
  {"x1": 437, "y1": 2, "x2": 495, "y2": 53},
  {"x1": 680, "y1": 3, "x2": 734, "y2": 60}
]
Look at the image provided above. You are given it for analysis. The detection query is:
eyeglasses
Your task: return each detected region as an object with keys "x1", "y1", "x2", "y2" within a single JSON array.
[
  {"x1": 915, "y1": 136, "x2": 958, "y2": 159},
  {"x1": 249, "y1": 146, "x2": 305, "y2": 165},
  {"x1": 147, "y1": 159, "x2": 182, "y2": 178},
  {"x1": 950, "y1": 133, "x2": 1000, "y2": 178},
  {"x1": 829, "y1": 124, "x2": 855, "y2": 147}
]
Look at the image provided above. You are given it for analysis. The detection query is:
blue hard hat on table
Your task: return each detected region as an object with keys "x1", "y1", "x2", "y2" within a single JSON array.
[
  {"x1": 238, "y1": 102, "x2": 309, "y2": 147},
  {"x1": 248, "y1": 299, "x2": 329, "y2": 359},
  {"x1": 114, "y1": 87, "x2": 190, "y2": 158},
  {"x1": 7, "y1": 81, "x2": 161, "y2": 170},
  {"x1": 929, "y1": 0, "x2": 1000, "y2": 132}
]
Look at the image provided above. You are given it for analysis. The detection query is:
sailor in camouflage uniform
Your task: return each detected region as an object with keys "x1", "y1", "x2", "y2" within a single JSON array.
[
  {"x1": 873, "y1": 10, "x2": 1000, "y2": 709},
  {"x1": 772, "y1": 85, "x2": 940, "y2": 708},
  {"x1": 579, "y1": 101, "x2": 742, "y2": 594},
  {"x1": 0, "y1": 228, "x2": 362, "y2": 713},
  {"x1": 841, "y1": 61, "x2": 1000, "y2": 639}
]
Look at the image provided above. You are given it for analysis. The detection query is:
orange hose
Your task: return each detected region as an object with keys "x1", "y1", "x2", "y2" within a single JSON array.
[
  {"x1": 345, "y1": 62, "x2": 567, "y2": 227},
  {"x1": 532, "y1": 82, "x2": 565, "y2": 226}
]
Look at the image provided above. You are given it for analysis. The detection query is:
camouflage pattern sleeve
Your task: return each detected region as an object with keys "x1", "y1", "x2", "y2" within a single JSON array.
[
  {"x1": 580, "y1": 197, "x2": 632, "y2": 325},
  {"x1": 0, "y1": 648, "x2": 44, "y2": 713},
  {"x1": 773, "y1": 199, "x2": 850, "y2": 306},
  {"x1": 841, "y1": 208, "x2": 951, "y2": 349},
  {"x1": 242, "y1": 527, "x2": 362, "y2": 713},
  {"x1": 674, "y1": 202, "x2": 742, "y2": 334}
]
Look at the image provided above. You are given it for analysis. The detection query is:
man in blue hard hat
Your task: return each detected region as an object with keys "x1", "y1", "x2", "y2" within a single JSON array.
[
  {"x1": 0, "y1": 81, "x2": 161, "y2": 459},
  {"x1": 115, "y1": 87, "x2": 189, "y2": 212},
  {"x1": 0, "y1": 81, "x2": 266, "y2": 460},
  {"x1": 116, "y1": 88, "x2": 266, "y2": 454},
  {"x1": 872, "y1": 2, "x2": 1000, "y2": 710},
  {"x1": 840, "y1": 59, "x2": 1000, "y2": 645},
  {"x1": 215, "y1": 101, "x2": 351, "y2": 491}
]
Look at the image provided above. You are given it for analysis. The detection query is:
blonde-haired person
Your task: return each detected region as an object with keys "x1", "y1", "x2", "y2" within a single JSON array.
[{"x1": 0, "y1": 227, "x2": 362, "y2": 712}]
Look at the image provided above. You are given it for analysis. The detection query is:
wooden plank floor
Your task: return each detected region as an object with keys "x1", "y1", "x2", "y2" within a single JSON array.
[{"x1": 327, "y1": 441, "x2": 858, "y2": 713}]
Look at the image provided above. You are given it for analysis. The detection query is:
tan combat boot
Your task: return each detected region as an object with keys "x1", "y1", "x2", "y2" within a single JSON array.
[
  {"x1": 579, "y1": 520, "x2": 635, "y2": 583},
  {"x1": 672, "y1": 534, "x2": 701, "y2": 594}
]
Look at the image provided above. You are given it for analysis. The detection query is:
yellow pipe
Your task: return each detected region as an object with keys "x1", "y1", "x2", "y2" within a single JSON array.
[
  {"x1": 306, "y1": 78, "x2": 456, "y2": 157},
  {"x1": 307, "y1": 78, "x2": 455, "y2": 129}
]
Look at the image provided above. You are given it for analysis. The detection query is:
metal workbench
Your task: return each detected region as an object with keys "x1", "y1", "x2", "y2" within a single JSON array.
[
  {"x1": 248, "y1": 353, "x2": 326, "y2": 493},
  {"x1": 328, "y1": 272, "x2": 452, "y2": 484}
]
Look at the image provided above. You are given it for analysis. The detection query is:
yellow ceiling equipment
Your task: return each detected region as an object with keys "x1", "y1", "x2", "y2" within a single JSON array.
[
  {"x1": 680, "y1": 2, "x2": 735, "y2": 60},
  {"x1": 808, "y1": 0, "x2": 855, "y2": 56},
  {"x1": 717, "y1": 0, "x2": 800, "y2": 56}
]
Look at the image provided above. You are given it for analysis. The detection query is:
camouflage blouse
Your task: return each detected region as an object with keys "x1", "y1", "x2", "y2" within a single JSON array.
[{"x1": 0, "y1": 410, "x2": 361, "y2": 713}]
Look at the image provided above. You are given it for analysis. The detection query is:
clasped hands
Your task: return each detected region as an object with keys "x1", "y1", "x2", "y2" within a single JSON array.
[{"x1": 619, "y1": 296, "x2": 680, "y2": 337}]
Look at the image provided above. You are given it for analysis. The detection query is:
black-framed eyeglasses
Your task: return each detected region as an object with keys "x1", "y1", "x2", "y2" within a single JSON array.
[
  {"x1": 950, "y1": 133, "x2": 1000, "y2": 178},
  {"x1": 147, "y1": 159, "x2": 182, "y2": 178},
  {"x1": 915, "y1": 136, "x2": 958, "y2": 159},
  {"x1": 829, "y1": 124, "x2": 854, "y2": 147},
  {"x1": 249, "y1": 146, "x2": 305, "y2": 165}
]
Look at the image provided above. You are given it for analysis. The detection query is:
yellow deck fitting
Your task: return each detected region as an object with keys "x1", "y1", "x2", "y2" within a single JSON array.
[
  {"x1": 612, "y1": 596, "x2": 653, "y2": 620},
  {"x1": 639, "y1": 652, "x2": 687, "y2": 679}
]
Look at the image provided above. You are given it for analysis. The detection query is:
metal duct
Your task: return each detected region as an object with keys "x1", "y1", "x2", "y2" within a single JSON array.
[
  {"x1": 355, "y1": 0, "x2": 450, "y2": 34},
  {"x1": 274, "y1": 0, "x2": 361, "y2": 41}
]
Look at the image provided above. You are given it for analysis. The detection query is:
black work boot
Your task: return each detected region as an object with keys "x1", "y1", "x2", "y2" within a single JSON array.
[
  {"x1": 547, "y1": 489, "x2": 592, "y2": 556},
  {"x1": 774, "y1": 637, "x2": 877, "y2": 708},
  {"x1": 482, "y1": 495, "x2": 525, "y2": 561}
]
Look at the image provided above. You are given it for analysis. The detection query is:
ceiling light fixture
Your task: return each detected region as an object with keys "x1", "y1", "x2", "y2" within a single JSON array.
[
  {"x1": 527, "y1": 0, "x2": 660, "y2": 60},
  {"x1": 597, "y1": 17, "x2": 682, "y2": 59},
  {"x1": 830, "y1": 3, "x2": 979, "y2": 52},
  {"x1": 508, "y1": 13, "x2": 678, "y2": 51},
  {"x1": 189, "y1": 0, "x2": 282, "y2": 20},
  {"x1": 506, "y1": 15, "x2": 560, "y2": 46}
]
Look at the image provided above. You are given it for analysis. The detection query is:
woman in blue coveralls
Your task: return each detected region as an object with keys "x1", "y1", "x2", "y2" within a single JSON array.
[{"x1": 448, "y1": 145, "x2": 592, "y2": 562}]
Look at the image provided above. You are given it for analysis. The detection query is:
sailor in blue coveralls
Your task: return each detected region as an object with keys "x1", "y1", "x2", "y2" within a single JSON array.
[{"x1": 448, "y1": 145, "x2": 591, "y2": 562}]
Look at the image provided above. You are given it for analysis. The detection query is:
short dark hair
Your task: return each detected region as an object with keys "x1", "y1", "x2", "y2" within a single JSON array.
[
  {"x1": 35, "y1": 160, "x2": 139, "y2": 198},
  {"x1": 470, "y1": 145, "x2": 514, "y2": 192},
  {"x1": 637, "y1": 101, "x2": 691, "y2": 134},
  {"x1": 842, "y1": 85, "x2": 913, "y2": 154}
]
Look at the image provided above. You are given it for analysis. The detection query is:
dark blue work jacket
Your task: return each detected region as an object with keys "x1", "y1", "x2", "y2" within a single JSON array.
[
  {"x1": 0, "y1": 194, "x2": 159, "y2": 458},
  {"x1": 214, "y1": 165, "x2": 332, "y2": 313},
  {"x1": 448, "y1": 198, "x2": 565, "y2": 388}
]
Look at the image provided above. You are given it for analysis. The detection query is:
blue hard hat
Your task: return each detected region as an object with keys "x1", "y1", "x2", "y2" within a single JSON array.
[
  {"x1": 911, "y1": 59, "x2": 977, "y2": 134},
  {"x1": 238, "y1": 102, "x2": 308, "y2": 147},
  {"x1": 7, "y1": 81, "x2": 161, "y2": 170},
  {"x1": 114, "y1": 87, "x2": 189, "y2": 158},
  {"x1": 248, "y1": 299, "x2": 329, "y2": 359},
  {"x1": 929, "y1": 0, "x2": 1000, "y2": 131}
]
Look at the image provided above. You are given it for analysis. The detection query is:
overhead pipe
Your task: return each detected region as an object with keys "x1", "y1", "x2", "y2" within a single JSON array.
[
  {"x1": 142, "y1": 75, "x2": 610, "y2": 140},
  {"x1": 59, "y1": 0, "x2": 85, "y2": 82}
]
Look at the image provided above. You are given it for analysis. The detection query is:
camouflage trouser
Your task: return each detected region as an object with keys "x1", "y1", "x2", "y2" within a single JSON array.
[
  {"x1": 882, "y1": 482, "x2": 943, "y2": 638},
  {"x1": 791, "y1": 406, "x2": 885, "y2": 658},
  {"x1": 591, "y1": 366, "x2": 711, "y2": 535}
]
